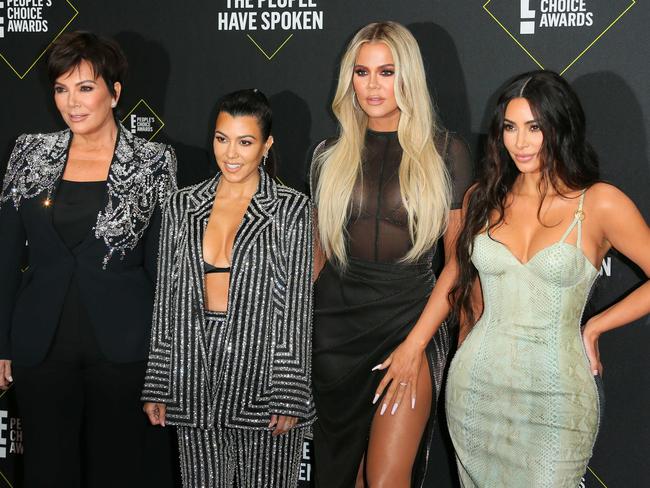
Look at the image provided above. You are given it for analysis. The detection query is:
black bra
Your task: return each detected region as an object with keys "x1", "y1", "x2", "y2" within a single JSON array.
[{"x1": 204, "y1": 261, "x2": 231, "y2": 274}]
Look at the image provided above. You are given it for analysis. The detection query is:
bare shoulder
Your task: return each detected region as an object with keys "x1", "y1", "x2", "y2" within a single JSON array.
[
  {"x1": 584, "y1": 182, "x2": 648, "y2": 248},
  {"x1": 585, "y1": 182, "x2": 637, "y2": 215}
]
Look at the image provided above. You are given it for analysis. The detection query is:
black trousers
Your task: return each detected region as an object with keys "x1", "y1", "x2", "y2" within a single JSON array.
[{"x1": 12, "y1": 280, "x2": 175, "y2": 488}]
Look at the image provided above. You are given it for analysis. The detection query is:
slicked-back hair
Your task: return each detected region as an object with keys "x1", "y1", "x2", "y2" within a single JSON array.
[
  {"x1": 47, "y1": 31, "x2": 127, "y2": 97},
  {"x1": 214, "y1": 89, "x2": 276, "y2": 178}
]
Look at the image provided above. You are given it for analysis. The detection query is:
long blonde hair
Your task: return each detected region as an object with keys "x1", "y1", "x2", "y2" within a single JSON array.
[{"x1": 312, "y1": 21, "x2": 451, "y2": 267}]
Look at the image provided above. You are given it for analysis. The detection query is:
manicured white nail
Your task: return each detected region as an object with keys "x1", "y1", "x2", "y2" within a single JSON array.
[
  {"x1": 380, "y1": 403, "x2": 387, "y2": 415},
  {"x1": 372, "y1": 393, "x2": 379, "y2": 404},
  {"x1": 391, "y1": 403, "x2": 398, "y2": 415},
  {"x1": 592, "y1": 370, "x2": 599, "y2": 375},
  {"x1": 371, "y1": 364, "x2": 382, "y2": 371},
  {"x1": 8, "y1": 376, "x2": 12, "y2": 382},
  {"x1": 411, "y1": 398, "x2": 416, "y2": 409}
]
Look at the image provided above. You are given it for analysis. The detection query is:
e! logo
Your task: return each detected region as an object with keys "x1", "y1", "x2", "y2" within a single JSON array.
[
  {"x1": 0, "y1": 410, "x2": 8, "y2": 458},
  {"x1": 122, "y1": 100, "x2": 164, "y2": 141},
  {"x1": 0, "y1": 2, "x2": 5, "y2": 38},
  {"x1": 520, "y1": 0, "x2": 536, "y2": 34}
]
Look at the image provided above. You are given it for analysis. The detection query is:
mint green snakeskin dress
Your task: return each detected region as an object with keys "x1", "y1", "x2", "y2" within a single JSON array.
[{"x1": 446, "y1": 193, "x2": 601, "y2": 487}]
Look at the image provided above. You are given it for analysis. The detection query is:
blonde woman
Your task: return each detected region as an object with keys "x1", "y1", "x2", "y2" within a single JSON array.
[{"x1": 310, "y1": 22, "x2": 472, "y2": 487}]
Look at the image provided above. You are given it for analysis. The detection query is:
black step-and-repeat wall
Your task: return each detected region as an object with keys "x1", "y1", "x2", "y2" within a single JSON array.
[{"x1": 0, "y1": 1, "x2": 648, "y2": 486}]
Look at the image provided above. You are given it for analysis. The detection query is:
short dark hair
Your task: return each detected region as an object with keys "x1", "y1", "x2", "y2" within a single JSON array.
[
  {"x1": 46, "y1": 31, "x2": 127, "y2": 97},
  {"x1": 215, "y1": 89, "x2": 276, "y2": 177}
]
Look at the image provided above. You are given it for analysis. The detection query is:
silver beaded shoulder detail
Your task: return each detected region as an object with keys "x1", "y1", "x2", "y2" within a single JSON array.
[
  {"x1": 94, "y1": 128, "x2": 178, "y2": 267},
  {"x1": 0, "y1": 131, "x2": 69, "y2": 210},
  {"x1": 0, "y1": 124, "x2": 178, "y2": 268}
]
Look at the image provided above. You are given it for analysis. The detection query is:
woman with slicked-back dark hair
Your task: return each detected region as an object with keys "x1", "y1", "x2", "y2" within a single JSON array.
[
  {"x1": 142, "y1": 89, "x2": 314, "y2": 488},
  {"x1": 446, "y1": 70, "x2": 650, "y2": 486},
  {"x1": 0, "y1": 31, "x2": 177, "y2": 487}
]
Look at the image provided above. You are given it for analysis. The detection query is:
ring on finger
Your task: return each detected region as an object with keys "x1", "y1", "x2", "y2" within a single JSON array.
[{"x1": 399, "y1": 382, "x2": 408, "y2": 387}]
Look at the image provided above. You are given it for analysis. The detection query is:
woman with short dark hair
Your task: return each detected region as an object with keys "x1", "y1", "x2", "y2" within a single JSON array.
[
  {"x1": 46, "y1": 31, "x2": 128, "y2": 98},
  {"x1": 0, "y1": 31, "x2": 177, "y2": 487}
]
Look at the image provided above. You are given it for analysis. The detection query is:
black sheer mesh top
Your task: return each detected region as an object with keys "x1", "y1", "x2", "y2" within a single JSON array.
[{"x1": 314, "y1": 130, "x2": 473, "y2": 263}]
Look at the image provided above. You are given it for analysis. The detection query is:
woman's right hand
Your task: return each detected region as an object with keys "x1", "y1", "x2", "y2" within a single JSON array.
[
  {"x1": 143, "y1": 402, "x2": 167, "y2": 426},
  {"x1": 0, "y1": 360, "x2": 12, "y2": 390}
]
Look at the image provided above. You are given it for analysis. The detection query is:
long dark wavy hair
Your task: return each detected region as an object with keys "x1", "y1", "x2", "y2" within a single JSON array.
[{"x1": 452, "y1": 70, "x2": 599, "y2": 327}]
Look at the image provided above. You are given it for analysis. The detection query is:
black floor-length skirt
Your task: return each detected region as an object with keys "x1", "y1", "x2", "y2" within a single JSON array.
[{"x1": 312, "y1": 257, "x2": 450, "y2": 488}]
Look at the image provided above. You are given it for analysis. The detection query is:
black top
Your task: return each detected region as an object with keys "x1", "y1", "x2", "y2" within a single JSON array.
[
  {"x1": 346, "y1": 130, "x2": 473, "y2": 263},
  {"x1": 53, "y1": 180, "x2": 107, "y2": 249},
  {"x1": 203, "y1": 261, "x2": 231, "y2": 274},
  {"x1": 0, "y1": 127, "x2": 176, "y2": 365}
]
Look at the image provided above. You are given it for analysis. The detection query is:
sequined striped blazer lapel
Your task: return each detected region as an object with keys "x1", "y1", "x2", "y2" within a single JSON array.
[{"x1": 143, "y1": 168, "x2": 315, "y2": 429}]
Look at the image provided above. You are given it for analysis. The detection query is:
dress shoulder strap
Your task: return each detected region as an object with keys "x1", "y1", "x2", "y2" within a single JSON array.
[{"x1": 559, "y1": 190, "x2": 587, "y2": 247}]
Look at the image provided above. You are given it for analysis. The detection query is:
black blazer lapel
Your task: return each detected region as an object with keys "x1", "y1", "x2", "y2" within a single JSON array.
[
  {"x1": 94, "y1": 123, "x2": 173, "y2": 267},
  {"x1": 71, "y1": 129, "x2": 123, "y2": 256},
  {"x1": 39, "y1": 130, "x2": 73, "y2": 255}
]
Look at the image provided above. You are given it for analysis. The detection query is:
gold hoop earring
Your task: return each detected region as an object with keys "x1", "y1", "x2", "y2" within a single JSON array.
[{"x1": 352, "y1": 93, "x2": 360, "y2": 110}]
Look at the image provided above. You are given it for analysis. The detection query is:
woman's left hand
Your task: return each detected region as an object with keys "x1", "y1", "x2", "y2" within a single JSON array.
[
  {"x1": 372, "y1": 337, "x2": 425, "y2": 415},
  {"x1": 269, "y1": 414, "x2": 298, "y2": 436},
  {"x1": 582, "y1": 320, "x2": 603, "y2": 376}
]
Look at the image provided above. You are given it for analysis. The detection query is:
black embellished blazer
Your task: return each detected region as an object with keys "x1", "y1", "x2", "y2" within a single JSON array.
[
  {"x1": 141, "y1": 169, "x2": 315, "y2": 429},
  {"x1": 0, "y1": 124, "x2": 177, "y2": 366}
]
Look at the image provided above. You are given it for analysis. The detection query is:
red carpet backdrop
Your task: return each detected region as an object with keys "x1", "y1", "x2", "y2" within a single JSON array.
[{"x1": 1, "y1": 1, "x2": 648, "y2": 486}]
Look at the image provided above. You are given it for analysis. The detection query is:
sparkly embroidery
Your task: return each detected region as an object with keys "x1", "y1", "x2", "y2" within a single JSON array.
[
  {"x1": 142, "y1": 169, "x2": 316, "y2": 430},
  {"x1": 1, "y1": 124, "x2": 177, "y2": 267},
  {"x1": 177, "y1": 423, "x2": 305, "y2": 488},
  {"x1": 1, "y1": 132, "x2": 69, "y2": 208}
]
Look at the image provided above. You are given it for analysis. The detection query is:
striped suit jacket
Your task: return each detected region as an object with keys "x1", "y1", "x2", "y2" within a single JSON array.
[{"x1": 142, "y1": 168, "x2": 315, "y2": 429}]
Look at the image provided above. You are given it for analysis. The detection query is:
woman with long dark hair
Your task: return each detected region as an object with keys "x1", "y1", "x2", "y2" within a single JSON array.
[
  {"x1": 142, "y1": 89, "x2": 314, "y2": 488},
  {"x1": 446, "y1": 70, "x2": 650, "y2": 486}
]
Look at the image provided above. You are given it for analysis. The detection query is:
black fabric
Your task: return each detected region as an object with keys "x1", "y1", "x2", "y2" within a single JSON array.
[
  {"x1": 12, "y1": 290, "x2": 174, "y2": 488},
  {"x1": 0, "y1": 190, "x2": 162, "y2": 365},
  {"x1": 203, "y1": 260, "x2": 231, "y2": 274},
  {"x1": 0, "y1": 140, "x2": 168, "y2": 366},
  {"x1": 9, "y1": 177, "x2": 175, "y2": 487},
  {"x1": 52, "y1": 180, "x2": 107, "y2": 249},
  {"x1": 312, "y1": 258, "x2": 440, "y2": 488},
  {"x1": 311, "y1": 130, "x2": 471, "y2": 487},
  {"x1": 345, "y1": 130, "x2": 473, "y2": 263}
]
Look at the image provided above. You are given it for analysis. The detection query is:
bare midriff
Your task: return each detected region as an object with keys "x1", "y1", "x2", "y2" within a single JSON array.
[
  {"x1": 202, "y1": 192, "x2": 249, "y2": 312},
  {"x1": 204, "y1": 272, "x2": 230, "y2": 312}
]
